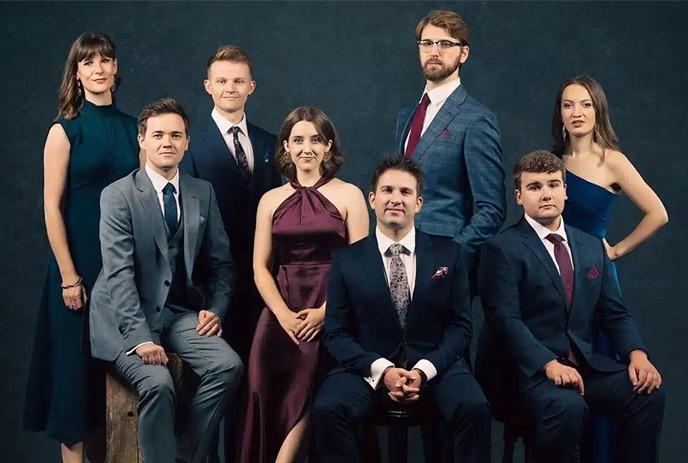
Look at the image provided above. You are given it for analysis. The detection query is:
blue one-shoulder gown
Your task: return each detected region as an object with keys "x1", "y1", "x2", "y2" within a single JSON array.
[{"x1": 563, "y1": 171, "x2": 619, "y2": 463}]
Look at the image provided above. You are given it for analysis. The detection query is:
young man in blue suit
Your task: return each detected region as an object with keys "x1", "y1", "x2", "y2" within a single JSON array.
[
  {"x1": 180, "y1": 45, "x2": 280, "y2": 362},
  {"x1": 179, "y1": 45, "x2": 280, "y2": 463},
  {"x1": 396, "y1": 10, "x2": 505, "y2": 265},
  {"x1": 312, "y1": 156, "x2": 491, "y2": 462},
  {"x1": 478, "y1": 151, "x2": 664, "y2": 463}
]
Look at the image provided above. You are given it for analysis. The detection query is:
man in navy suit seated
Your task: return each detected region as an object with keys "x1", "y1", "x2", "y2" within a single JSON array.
[
  {"x1": 312, "y1": 155, "x2": 491, "y2": 463},
  {"x1": 477, "y1": 150, "x2": 664, "y2": 463}
]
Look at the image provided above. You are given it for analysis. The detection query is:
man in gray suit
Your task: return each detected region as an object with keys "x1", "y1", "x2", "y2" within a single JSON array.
[
  {"x1": 396, "y1": 9, "x2": 506, "y2": 274},
  {"x1": 90, "y1": 98, "x2": 243, "y2": 463}
]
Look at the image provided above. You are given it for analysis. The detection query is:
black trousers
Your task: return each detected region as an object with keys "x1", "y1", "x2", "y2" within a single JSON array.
[
  {"x1": 519, "y1": 365, "x2": 665, "y2": 463},
  {"x1": 312, "y1": 358, "x2": 491, "y2": 463}
]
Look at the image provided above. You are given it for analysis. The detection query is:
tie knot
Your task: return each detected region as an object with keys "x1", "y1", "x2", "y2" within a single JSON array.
[
  {"x1": 546, "y1": 233, "x2": 565, "y2": 245},
  {"x1": 228, "y1": 126, "x2": 242, "y2": 136},
  {"x1": 420, "y1": 93, "x2": 430, "y2": 108},
  {"x1": 162, "y1": 182, "x2": 176, "y2": 195},
  {"x1": 387, "y1": 243, "x2": 409, "y2": 257}
]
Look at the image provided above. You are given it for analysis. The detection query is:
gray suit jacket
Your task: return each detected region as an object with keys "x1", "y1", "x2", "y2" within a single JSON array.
[
  {"x1": 395, "y1": 85, "x2": 506, "y2": 250},
  {"x1": 89, "y1": 169, "x2": 234, "y2": 361}
]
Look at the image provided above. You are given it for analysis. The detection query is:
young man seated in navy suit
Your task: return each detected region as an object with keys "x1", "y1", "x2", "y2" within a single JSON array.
[
  {"x1": 312, "y1": 155, "x2": 491, "y2": 463},
  {"x1": 478, "y1": 150, "x2": 664, "y2": 463}
]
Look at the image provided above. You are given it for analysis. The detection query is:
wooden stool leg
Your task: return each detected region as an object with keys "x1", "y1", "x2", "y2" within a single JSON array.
[
  {"x1": 106, "y1": 370, "x2": 141, "y2": 463},
  {"x1": 388, "y1": 422, "x2": 408, "y2": 463}
]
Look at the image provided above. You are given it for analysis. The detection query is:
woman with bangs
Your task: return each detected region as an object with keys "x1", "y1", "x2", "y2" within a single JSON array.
[
  {"x1": 23, "y1": 32, "x2": 139, "y2": 462},
  {"x1": 237, "y1": 107, "x2": 369, "y2": 463}
]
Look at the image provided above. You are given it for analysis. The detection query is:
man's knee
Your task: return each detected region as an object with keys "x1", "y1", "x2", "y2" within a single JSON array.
[
  {"x1": 541, "y1": 391, "x2": 588, "y2": 430},
  {"x1": 448, "y1": 394, "x2": 491, "y2": 430},
  {"x1": 138, "y1": 367, "x2": 175, "y2": 402},
  {"x1": 208, "y1": 345, "x2": 244, "y2": 387}
]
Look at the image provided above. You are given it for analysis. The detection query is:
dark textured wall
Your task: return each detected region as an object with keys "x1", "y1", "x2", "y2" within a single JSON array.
[{"x1": 2, "y1": 2, "x2": 686, "y2": 462}]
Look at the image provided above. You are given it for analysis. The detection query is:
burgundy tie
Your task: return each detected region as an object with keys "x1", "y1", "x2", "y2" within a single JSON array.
[
  {"x1": 404, "y1": 93, "x2": 431, "y2": 158},
  {"x1": 546, "y1": 233, "x2": 578, "y2": 365}
]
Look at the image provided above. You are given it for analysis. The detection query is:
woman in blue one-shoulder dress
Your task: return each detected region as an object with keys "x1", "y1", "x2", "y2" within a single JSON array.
[
  {"x1": 551, "y1": 75, "x2": 668, "y2": 463},
  {"x1": 23, "y1": 33, "x2": 138, "y2": 463}
]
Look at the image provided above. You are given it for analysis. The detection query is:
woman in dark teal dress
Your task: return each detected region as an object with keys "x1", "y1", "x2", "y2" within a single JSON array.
[
  {"x1": 552, "y1": 75, "x2": 668, "y2": 463},
  {"x1": 23, "y1": 33, "x2": 138, "y2": 463}
]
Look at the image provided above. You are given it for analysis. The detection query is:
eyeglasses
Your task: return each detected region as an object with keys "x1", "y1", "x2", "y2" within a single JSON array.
[{"x1": 417, "y1": 39, "x2": 464, "y2": 53}]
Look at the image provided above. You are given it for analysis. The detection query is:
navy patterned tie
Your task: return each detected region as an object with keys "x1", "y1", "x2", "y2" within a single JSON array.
[
  {"x1": 386, "y1": 243, "x2": 411, "y2": 328},
  {"x1": 228, "y1": 126, "x2": 251, "y2": 182},
  {"x1": 162, "y1": 182, "x2": 178, "y2": 235}
]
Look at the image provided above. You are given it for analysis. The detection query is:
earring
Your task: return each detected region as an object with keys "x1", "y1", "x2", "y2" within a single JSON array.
[
  {"x1": 111, "y1": 81, "x2": 117, "y2": 93},
  {"x1": 561, "y1": 126, "x2": 567, "y2": 140},
  {"x1": 324, "y1": 151, "x2": 331, "y2": 161},
  {"x1": 76, "y1": 80, "x2": 82, "y2": 99}
]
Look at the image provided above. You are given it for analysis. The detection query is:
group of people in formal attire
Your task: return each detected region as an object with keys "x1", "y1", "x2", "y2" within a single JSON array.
[{"x1": 23, "y1": 8, "x2": 668, "y2": 463}]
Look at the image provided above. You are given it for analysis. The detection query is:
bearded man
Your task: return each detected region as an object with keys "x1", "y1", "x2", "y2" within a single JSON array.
[{"x1": 395, "y1": 9, "x2": 506, "y2": 287}]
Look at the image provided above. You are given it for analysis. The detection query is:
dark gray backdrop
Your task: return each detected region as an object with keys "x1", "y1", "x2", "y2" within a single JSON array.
[{"x1": 2, "y1": 1, "x2": 686, "y2": 462}]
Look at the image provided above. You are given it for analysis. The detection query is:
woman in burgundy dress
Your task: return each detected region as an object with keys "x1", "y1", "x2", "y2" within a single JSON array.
[{"x1": 238, "y1": 107, "x2": 369, "y2": 462}]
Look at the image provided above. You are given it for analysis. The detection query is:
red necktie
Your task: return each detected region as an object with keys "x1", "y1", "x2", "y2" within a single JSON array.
[
  {"x1": 546, "y1": 233, "x2": 578, "y2": 365},
  {"x1": 404, "y1": 93, "x2": 431, "y2": 158}
]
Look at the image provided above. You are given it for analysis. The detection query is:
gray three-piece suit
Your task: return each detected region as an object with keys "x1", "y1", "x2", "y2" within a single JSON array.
[{"x1": 90, "y1": 168, "x2": 243, "y2": 463}]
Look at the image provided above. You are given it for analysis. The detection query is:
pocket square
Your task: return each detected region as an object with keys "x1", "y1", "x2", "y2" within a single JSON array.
[
  {"x1": 199, "y1": 216, "x2": 207, "y2": 225},
  {"x1": 441, "y1": 128, "x2": 451, "y2": 137},
  {"x1": 586, "y1": 264, "x2": 601, "y2": 279},
  {"x1": 432, "y1": 266, "x2": 449, "y2": 280}
]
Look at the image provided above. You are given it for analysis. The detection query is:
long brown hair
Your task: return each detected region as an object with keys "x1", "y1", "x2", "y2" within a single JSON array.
[
  {"x1": 57, "y1": 32, "x2": 119, "y2": 120},
  {"x1": 275, "y1": 107, "x2": 344, "y2": 182},
  {"x1": 551, "y1": 75, "x2": 620, "y2": 161}
]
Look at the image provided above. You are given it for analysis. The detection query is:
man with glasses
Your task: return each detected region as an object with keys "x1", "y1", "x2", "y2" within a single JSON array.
[{"x1": 396, "y1": 10, "x2": 506, "y2": 285}]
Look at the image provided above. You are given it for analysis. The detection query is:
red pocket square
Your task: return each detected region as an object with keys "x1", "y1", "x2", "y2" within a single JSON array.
[
  {"x1": 586, "y1": 264, "x2": 601, "y2": 279},
  {"x1": 441, "y1": 128, "x2": 450, "y2": 137},
  {"x1": 432, "y1": 266, "x2": 449, "y2": 280}
]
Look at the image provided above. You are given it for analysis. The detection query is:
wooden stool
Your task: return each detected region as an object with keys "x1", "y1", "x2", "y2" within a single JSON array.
[{"x1": 105, "y1": 354, "x2": 186, "y2": 463}]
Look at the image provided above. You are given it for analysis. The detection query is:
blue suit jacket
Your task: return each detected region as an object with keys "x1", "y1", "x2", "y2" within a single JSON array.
[
  {"x1": 323, "y1": 230, "x2": 473, "y2": 378},
  {"x1": 180, "y1": 117, "x2": 280, "y2": 275},
  {"x1": 476, "y1": 217, "x2": 646, "y2": 403},
  {"x1": 396, "y1": 85, "x2": 506, "y2": 250}
]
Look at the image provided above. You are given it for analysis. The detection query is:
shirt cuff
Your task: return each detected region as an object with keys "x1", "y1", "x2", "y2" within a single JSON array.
[
  {"x1": 126, "y1": 341, "x2": 154, "y2": 356},
  {"x1": 363, "y1": 358, "x2": 394, "y2": 390},
  {"x1": 411, "y1": 359, "x2": 437, "y2": 382}
]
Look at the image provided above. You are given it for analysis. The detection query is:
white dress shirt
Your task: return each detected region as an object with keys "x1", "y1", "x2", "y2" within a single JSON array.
[
  {"x1": 524, "y1": 214, "x2": 574, "y2": 273},
  {"x1": 127, "y1": 165, "x2": 181, "y2": 355},
  {"x1": 364, "y1": 227, "x2": 438, "y2": 389},
  {"x1": 211, "y1": 108, "x2": 254, "y2": 172},
  {"x1": 403, "y1": 78, "x2": 461, "y2": 152}
]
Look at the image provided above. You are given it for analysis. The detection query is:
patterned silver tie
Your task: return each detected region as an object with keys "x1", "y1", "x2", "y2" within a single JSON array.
[
  {"x1": 228, "y1": 126, "x2": 251, "y2": 182},
  {"x1": 387, "y1": 243, "x2": 410, "y2": 328}
]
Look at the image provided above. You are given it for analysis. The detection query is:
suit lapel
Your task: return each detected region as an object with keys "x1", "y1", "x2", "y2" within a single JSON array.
[
  {"x1": 180, "y1": 175, "x2": 199, "y2": 279},
  {"x1": 135, "y1": 170, "x2": 169, "y2": 262},
  {"x1": 408, "y1": 230, "x2": 434, "y2": 316},
  {"x1": 201, "y1": 120, "x2": 241, "y2": 178},
  {"x1": 412, "y1": 85, "x2": 467, "y2": 163},
  {"x1": 518, "y1": 219, "x2": 568, "y2": 309},
  {"x1": 397, "y1": 106, "x2": 415, "y2": 154},
  {"x1": 566, "y1": 225, "x2": 584, "y2": 318},
  {"x1": 359, "y1": 237, "x2": 402, "y2": 327}
]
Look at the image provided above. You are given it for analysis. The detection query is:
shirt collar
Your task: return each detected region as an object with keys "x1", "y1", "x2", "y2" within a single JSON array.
[
  {"x1": 145, "y1": 163, "x2": 180, "y2": 194},
  {"x1": 376, "y1": 226, "x2": 416, "y2": 256},
  {"x1": 422, "y1": 77, "x2": 461, "y2": 106},
  {"x1": 524, "y1": 213, "x2": 568, "y2": 243},
  {"x1": 211, "y1": 107, "x2": 248, "y2": 136}
]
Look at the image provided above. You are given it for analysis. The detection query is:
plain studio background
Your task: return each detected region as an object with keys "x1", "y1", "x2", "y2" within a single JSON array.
[{"x1": 1, "y1": 2, "x2": 686, "y2": 462}]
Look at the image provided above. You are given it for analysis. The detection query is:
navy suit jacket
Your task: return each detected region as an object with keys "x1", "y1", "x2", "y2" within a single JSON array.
[
  {"x1": 180, "y1": 117, "x2": 280, "y2": 275},
  {"x1": 323, "y1": 230, "x2": 473, "y2": 378},
  {"x1": 477, "y1": 217, "x2": 646, "y2": 401},
  {"x1": 396, "y1": 85, "x2": 506, "y2": 250}
]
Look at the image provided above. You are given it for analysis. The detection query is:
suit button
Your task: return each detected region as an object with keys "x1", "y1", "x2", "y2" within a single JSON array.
[
  {"x1": 155, "y1": 306, "x2": 161, "y2": 312},
  {"x1": 164, "y1": 280, "x2": 170, "y2": 287}
]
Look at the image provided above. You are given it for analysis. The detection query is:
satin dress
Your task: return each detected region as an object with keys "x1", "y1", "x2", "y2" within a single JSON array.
[
  {"x1": 238, "y1": 176, "x2": 347, "y2": 463},
  {"x1": 563, "y1": 170, "x2": 620, "y2": 463}
]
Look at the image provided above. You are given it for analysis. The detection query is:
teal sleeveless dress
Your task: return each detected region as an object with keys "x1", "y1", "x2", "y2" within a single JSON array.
[{"x1": 23, "y1": 100, "x2": 138, "y2": 445}]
